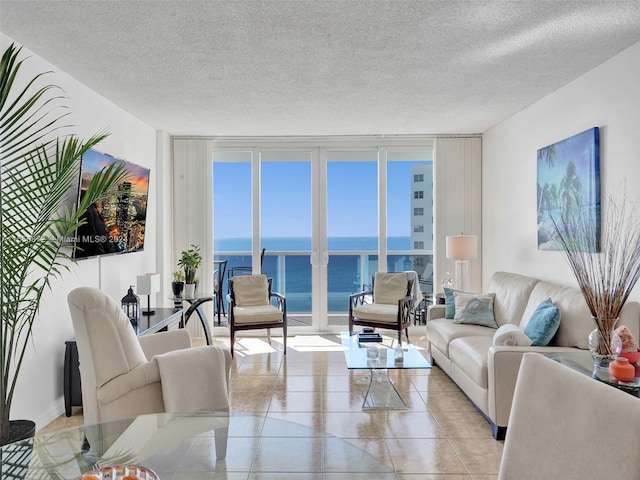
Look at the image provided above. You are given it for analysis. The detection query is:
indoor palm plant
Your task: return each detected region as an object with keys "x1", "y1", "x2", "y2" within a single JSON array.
[
  {"x1": 552, "y1": 193, "x2": 640, "y2": 363},
  {"x1": 0, "y1": 43, "x2": 128, "y2": 445}
]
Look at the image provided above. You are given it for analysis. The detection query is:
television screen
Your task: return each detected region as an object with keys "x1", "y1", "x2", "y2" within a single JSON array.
[{"x1": 73, "y1": 149, "x2": 150, "y2": 259}]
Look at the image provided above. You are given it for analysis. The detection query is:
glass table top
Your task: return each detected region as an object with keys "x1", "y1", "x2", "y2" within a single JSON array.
[
  {"x1": 545, "y1": 350, "x2": 640, "y2": 396},
  {"x1": 340, "y1": 332, "x2": 432, "y2": 370},
  {"x1": 2, "y1": 412, "x2": 399, "y2": 478}
]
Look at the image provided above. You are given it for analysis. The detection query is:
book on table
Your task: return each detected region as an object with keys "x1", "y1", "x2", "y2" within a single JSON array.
[{"x1": 357, "y1": 333, "x2": 382, "y2": 343}]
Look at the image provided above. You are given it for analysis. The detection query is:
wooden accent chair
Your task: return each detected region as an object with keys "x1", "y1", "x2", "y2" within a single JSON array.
[
  {"x1": 349, "y1": 272, "x2": 414, "y2": 345},
  {"x1": 227, "y1": 273, "x2": 287, "y2": 357}
]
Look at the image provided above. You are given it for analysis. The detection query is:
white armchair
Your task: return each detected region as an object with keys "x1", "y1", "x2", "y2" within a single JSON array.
[
  {"x1": 499, "y1": 353, "x2": 640, "y2": 478},
  {"x1": 67, "y1": 287, "x2": 232, "y2": 427}
]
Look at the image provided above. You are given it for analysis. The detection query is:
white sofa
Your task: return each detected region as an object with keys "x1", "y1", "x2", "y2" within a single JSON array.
[{"x1": 426, "y1": 271, "x2": 640, "y2": 439}]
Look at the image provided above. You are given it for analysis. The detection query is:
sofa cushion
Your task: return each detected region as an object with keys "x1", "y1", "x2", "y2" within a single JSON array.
[
  {"x1": 524, "y1": 297, "x2": 561, "y2": 346},
  {"x1": 487, "y1": 272, "x2": 540, "y2": 327},
  {"x1": 449, "y1": 336, "x2": 494, "y2": 389},
  {"x1": 519, "y1": 282, "x2": 590, "y2": 348},
  {"x1": 453, "y1": 292, "x2": 498, "y2": 328},
  {"x1": 427, "y1": 318, "x2": 495, "y2": 357}
]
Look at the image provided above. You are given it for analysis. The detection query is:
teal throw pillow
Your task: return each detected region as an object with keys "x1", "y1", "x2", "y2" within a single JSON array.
[
  {"x1": 444, "y1": 287, "x2": 468, "y2": 319},
  {"x1": 524, "y1": 297, "x2": 561, "y2": 346},
  {"x1": 453, "y1": 292, "x2": 498, "y2": 328}
]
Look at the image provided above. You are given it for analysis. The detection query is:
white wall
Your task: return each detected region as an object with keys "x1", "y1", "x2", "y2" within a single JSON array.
[
  {"x1": 482, "y1": 40, "x2": 640, "y2": 297},
  {"x1": 1, "y1": 34, "x2": 157, "y2": 429}
]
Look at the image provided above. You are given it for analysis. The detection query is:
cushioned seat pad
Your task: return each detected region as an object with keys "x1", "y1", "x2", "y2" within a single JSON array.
[
  {"x1": 427, "y1": 318, "x2": 495, "y2": 357},
  {"x1": 449, "y1": 336, "x2": 494, "y2": 389},
  {"x1": 233, "y1": 304, "x2": 284, "y2": 324},
  {"x1": 353, "y1": 303, "x2": 398, "y2": 323}
]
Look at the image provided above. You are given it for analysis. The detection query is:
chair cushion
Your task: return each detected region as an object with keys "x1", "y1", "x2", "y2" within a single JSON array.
[
  {"x1": 233, "y1": 304, "x2": 284, "y2": 324},
  {"x1": 232, "y1": 274, "x2": 270, "y2": 306},
  {"x1": 68, "y1": 287, "x2": 148, "y2": 388},
  {"x1": 353, "y1": 303, "x2": 398, "y2": 323},
  {"x1": 374, "y1": 272, "x2": 409, "y2": 305}
]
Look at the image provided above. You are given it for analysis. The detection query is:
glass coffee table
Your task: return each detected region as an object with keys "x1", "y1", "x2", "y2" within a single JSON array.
[
  {"x1": 340, "y1": 332, "x2": 431, "y2": 410},
  {"x1": 1, "y1": 412, "x2": 396, "y2": 478}
]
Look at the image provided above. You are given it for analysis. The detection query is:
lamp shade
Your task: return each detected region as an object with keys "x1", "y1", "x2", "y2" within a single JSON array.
[
  {"x1": 446, "y1": 234, "x2": 478, "y2": 260},
  {"x1": 136, "y1": 273, "x2": 160, "y2": 295}
]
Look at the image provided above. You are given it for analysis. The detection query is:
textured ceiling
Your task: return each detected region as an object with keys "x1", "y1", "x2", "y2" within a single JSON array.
[{"x1": 2, "y1": 0, "x2": 640, "y2": 136}]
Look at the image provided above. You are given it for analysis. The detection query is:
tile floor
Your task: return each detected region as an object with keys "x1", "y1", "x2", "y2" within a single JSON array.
[{"x1": 42, "y1": 330, "x2": 503, "y2": 479}]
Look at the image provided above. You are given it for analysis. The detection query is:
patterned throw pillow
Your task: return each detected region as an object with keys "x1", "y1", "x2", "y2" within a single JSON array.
[{"x1": 452, "y1": 291, "x2": 498, "y2": 328}]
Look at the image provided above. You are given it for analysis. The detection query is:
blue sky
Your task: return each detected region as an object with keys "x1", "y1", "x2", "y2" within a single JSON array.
[{"x1": 213, "y1": 159, "x2": 431, "y2": 239}]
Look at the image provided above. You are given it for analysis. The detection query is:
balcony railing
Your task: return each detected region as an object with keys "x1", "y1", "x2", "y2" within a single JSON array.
[{"x1": 215, "y1": 251, "x2": 433, "y2": 326}]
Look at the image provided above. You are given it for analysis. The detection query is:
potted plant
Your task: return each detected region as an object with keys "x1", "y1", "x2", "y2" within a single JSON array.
[
  {"x1": 178, "y1": 245, "x2": 202, "y2": 297},
  {"x1": 0, "y1": 43, "x2": 128, "y2": 445},
  {"x1": 172, "y1": 270, "x2": 185, "y2": 297}
]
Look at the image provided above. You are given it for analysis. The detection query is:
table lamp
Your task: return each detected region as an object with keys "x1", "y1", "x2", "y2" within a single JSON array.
[
  {"x1": 445, "y1": 233, "x2": 478, "y2": 292},
  {"x1": 136, "y1": 273, "x2": 160, "y2": 316}
]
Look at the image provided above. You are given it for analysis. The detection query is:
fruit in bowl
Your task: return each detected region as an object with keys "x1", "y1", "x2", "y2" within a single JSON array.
[{"x1": 75, "y1": 465, "x2": 158, "y2": 480}]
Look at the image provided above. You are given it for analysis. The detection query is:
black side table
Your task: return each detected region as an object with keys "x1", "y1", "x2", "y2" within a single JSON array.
[{"x1": 171, "y1": 295, "x2": 215, "y2": 346}]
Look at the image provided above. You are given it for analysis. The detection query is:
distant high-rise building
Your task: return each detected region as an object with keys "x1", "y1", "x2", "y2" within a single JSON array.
[
  {"x1": 409, "y1": 163, "x2": 434, "y2": 284},
  {"x1": 410, "y1": 164, "x2": 433, "y2": 252}
]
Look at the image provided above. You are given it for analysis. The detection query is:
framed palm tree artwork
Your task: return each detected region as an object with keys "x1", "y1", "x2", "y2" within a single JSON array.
[{"x1": 537, "y1": 127, "x2": 600, "y2": 251}]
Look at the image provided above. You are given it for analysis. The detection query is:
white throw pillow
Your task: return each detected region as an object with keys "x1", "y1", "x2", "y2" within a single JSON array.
[{"x1": 493, "y1": 324, "x2": 533, "y2": 347}]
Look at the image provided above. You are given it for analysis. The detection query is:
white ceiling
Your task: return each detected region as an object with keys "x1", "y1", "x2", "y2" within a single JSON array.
[{"x1": 2, "y1": 1, "x2": 640, "y2": 137}]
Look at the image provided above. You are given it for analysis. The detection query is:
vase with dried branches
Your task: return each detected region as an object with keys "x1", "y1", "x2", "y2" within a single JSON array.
[{"x1": 552, "y1": 194, "x2": 640, "y2": 365}]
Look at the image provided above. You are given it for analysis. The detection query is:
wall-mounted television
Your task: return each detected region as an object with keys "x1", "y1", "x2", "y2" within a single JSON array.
[{"x1": 73, "y1": 149, "x2": 150, "y2": 259}]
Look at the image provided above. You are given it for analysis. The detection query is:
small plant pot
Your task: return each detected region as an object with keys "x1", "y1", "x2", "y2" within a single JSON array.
[
  {"x1": 171, "y1": 281, "x2": 184, "y2": 297},
  {"x1": 185, "y1": 283, "x2": 196, "y2": 299}
]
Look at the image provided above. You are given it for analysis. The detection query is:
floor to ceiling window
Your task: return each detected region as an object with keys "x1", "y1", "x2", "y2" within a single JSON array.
[{"x1": 212, "y1": 140, "x2": 433, "y2": 332}]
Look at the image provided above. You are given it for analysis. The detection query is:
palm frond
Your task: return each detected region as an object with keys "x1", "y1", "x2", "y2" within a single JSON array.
[{"x1": 1, "y1": 42, "x2": 125, "y2": 443}]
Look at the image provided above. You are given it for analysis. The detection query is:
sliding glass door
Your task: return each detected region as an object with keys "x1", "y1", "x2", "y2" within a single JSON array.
[
  {"x1": 324, "y1": 151, "x2": 378, "y2": 328},
  {"x1": 212, "y1": 142, "x2": 433, "y2": 332}
]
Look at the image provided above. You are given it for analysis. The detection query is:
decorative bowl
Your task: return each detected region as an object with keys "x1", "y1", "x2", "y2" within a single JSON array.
[
  {"x1": 620, "y1": 350, "x2": 640, "y2": 365},
  {"x1": 75, "y1": 465, "x2": 159, "y2": 480}
]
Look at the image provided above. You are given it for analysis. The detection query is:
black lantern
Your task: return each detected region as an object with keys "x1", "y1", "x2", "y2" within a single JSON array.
[{"x1": 121, "y1": 285, "x2": 140, "y2": 328}]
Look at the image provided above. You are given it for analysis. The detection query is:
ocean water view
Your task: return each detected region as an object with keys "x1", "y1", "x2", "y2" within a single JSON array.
[
  {"x1": 215, "y1": 236, "x2": 413, "y2": 252},
  {"x1": 215, "y1": 237, "x2": 433, "y2": 313}
]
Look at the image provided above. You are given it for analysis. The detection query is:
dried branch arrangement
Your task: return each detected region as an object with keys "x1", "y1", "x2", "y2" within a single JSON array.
[{"x1": 552, "y1": 194, "x2": 640, "y2": 348}]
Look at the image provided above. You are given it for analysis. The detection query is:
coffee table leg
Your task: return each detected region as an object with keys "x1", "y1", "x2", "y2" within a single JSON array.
[{"x1": 362, "y1": 369, "x2": 409, "y2": 410}]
